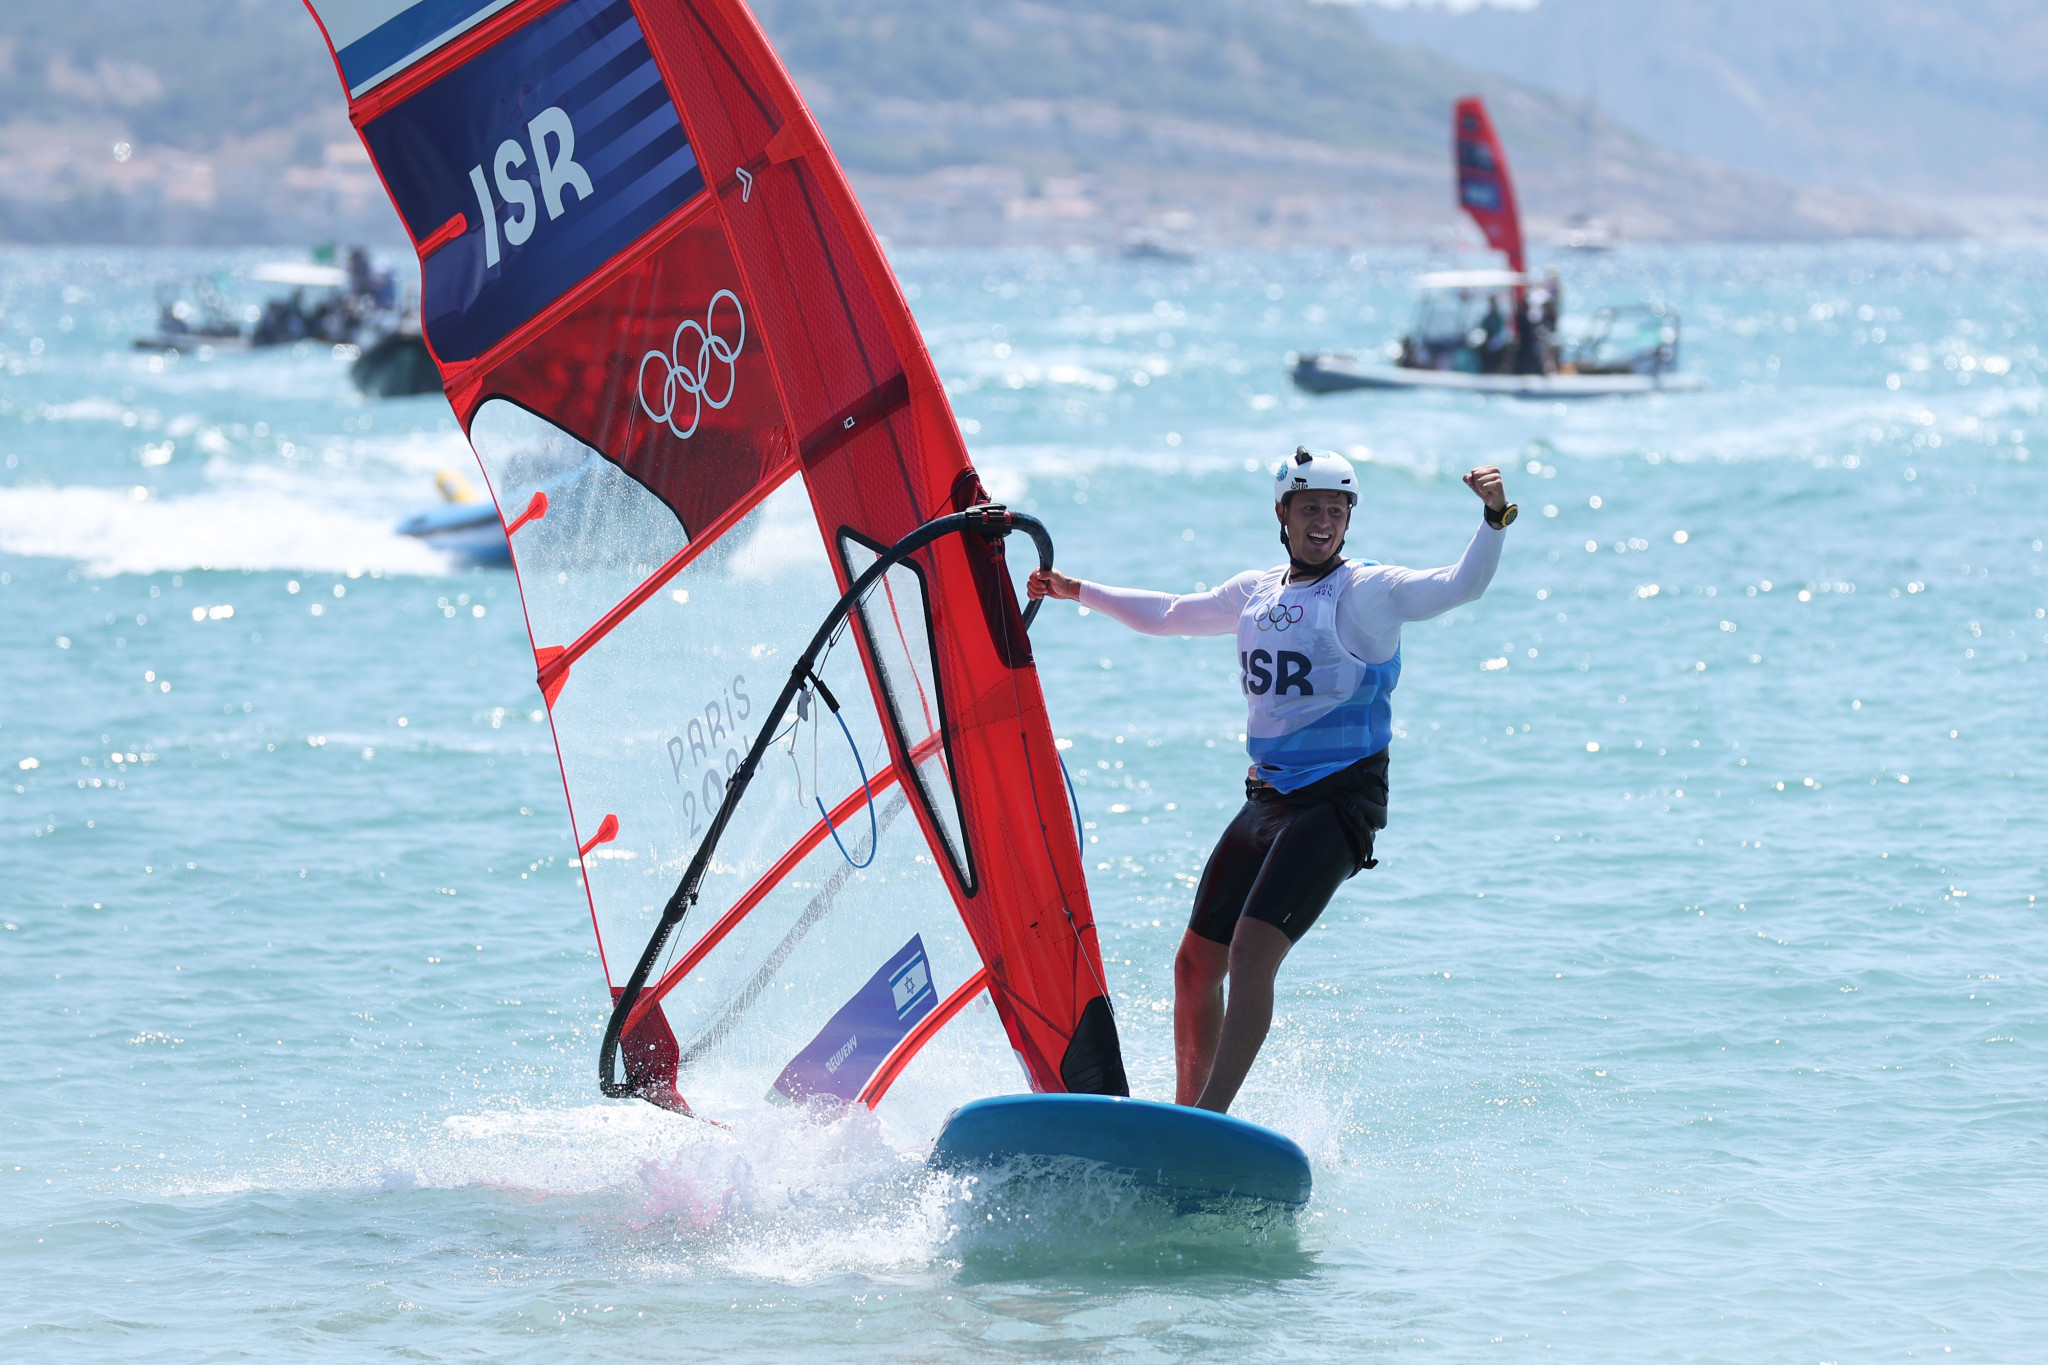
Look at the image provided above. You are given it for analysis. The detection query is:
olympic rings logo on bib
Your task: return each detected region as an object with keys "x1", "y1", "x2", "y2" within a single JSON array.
[
  {"x1": 637, "y1": 289, "x2": 746, "y2": 440},
  {"x1": 1255, "y1": 603, "x2": 1304, "y2": 632}
]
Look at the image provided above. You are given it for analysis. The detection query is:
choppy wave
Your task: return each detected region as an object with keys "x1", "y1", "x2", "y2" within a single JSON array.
[{"x1": 11, "y1": 242, "x2": 2048, "y2": 1363}]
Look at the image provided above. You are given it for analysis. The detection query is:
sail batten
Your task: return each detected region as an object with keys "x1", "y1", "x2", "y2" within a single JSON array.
[
  {"x1": 303, "y1": 0, "x2": 1128, "y2": 1121},
  {"x1": 531, "y1": 456, "x2": 798, "y2": 700},
  {"x1": 858, "y1": 967, "x2": 995, "y2": 1109}
]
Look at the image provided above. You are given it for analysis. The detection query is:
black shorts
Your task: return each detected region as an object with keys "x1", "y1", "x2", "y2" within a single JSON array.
[{"x1": 1187, "y1": 749, "x2": 1390, "y2": 946}]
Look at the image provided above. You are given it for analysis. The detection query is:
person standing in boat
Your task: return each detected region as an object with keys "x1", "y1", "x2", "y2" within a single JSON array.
[
  {"x1": 1536, "y1": 268, "x2": 1564, "y2": 374},
  {"x1": 1027, "y1": 447, "x2": 1515, "y2": 1113},
  {"x1": 1478, "y1": 295, "x2": 1511, "y2": 373},
  {"x1": 1513, "y1": 292, "x2": 1543, "y2": 376}
]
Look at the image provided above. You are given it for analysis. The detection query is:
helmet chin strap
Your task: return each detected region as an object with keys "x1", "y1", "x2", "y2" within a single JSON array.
[{"x1": 1279, "y1": 526, "x2": 1346, "y2": 581}]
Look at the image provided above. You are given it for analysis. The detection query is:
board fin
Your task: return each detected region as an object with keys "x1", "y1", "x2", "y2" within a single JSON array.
[{"x1": 1059, "y1": 995, "x2": 1130, "y2": 1096}]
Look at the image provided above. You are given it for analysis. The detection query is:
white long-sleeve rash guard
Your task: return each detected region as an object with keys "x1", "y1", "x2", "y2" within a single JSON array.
[{"x1": 1075, "y1": 521, "x2": 1506, "y2": 664}]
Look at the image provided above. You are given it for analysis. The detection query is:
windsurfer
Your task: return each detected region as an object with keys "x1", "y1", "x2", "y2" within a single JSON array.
[{"x1": 1027, "y1": 448, "x2": 1513, "y2": 1112}]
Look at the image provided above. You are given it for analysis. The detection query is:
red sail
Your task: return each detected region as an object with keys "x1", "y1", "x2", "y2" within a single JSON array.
[
  {"x1": 1454, "y1": 96, "x2": 1525, "y2": 274},
  {"x1": 301, "y1": 0, "x2": 1125, "y2": 1114}
]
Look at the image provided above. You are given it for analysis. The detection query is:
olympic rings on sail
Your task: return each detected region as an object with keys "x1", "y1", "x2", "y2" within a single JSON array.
[
  {"x1": 637, "y1": 288, "x2": 746, "y2": 439},
  {"x1": 1255, "y1": 603, "x2": 1304, "y2": 632}
]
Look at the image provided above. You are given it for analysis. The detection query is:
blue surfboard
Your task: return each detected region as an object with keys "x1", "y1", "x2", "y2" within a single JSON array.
[{"x1": 929, "y1": 1094, "x2": 1312, "y2": 1211}]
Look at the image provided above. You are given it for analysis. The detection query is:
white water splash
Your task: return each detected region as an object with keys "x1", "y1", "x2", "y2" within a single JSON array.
[{"x1": 0, "y1": 480, "x2": 455, "y2": 577}]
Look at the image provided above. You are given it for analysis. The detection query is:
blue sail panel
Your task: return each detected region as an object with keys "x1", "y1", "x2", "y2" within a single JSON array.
[
  {"x1": 771, "y1": 937, "x2": 939, "y2": 1106},
  {"x1": 357, "y1": 0, "x2": 704, "y2": 363}
]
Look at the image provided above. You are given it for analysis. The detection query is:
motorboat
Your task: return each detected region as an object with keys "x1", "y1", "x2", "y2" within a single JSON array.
[
  {"x1": 395, "y1": 454, "x2": 602, "y2": 564},
  {"x1": 131, "y1": 276, "x2": 252, "y2": 353},
  {"x1": 395, "y1": 470, "x2": 511, "y2": 564},
  {"x1": 136, "y1": 258, "x2": 369, "y2": 352},
  {"x1": 1292, "y1": 98, "x2": 1700, "y2": 400},
  {"x1": 1121, "y1": 213, "x2": 1199, "y2": 263},
  {"x1": 1556, "y1": 215, "x2": 1616, "y2": 253},
  {"x1": 1294, "y1": 276, "x2": 1700, "y2": 397},
  {"x1": 1293, "y1": 351, "x2": 1703, "y2": 397},
  {"x1": 351, "y1": 327, "x2": 441, "y2": 398},
  {"x1": 1121, "y1": 230, "x2": 1197, "y2": 264},
  {"x1": 134, "y1": 251, "x2": 437, "y2": 398}
]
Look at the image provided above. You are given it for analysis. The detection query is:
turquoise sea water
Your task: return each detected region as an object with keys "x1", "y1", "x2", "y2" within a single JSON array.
[{"x1": 3, "y1": 241, "x2": 2045, "y2": 1361}]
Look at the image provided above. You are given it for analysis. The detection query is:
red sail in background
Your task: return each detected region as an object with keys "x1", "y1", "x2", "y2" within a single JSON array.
[
  {"x1": 1454, "y1": 96, "x2": 1525, "y2": 274},
  {"x1": 301, "y1": 0, "x2": 1126, "y2": 1115}
]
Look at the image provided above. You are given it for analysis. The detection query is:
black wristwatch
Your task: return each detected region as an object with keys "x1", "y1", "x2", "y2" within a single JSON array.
[{"x1": 1485, "y1": 502, "x2": 1518, "y2": 529}]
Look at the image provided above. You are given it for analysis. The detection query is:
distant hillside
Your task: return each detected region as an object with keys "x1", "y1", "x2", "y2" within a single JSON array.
[
  {"x1": 748, "y1": 0, "x2": 1955, "y2": 247},
  {"x1": 0, "y1": 0, "x2": 338, "y2": 151},
  {"x1": 1362, "y1": 0, "x2": 2048, "y2": 233},
  {"x1": 0, "y1": 0, "x2": 1958, "y2": 246},
  {"x1": 0, "y1": 0, "x2": 385, "y2": 244}
]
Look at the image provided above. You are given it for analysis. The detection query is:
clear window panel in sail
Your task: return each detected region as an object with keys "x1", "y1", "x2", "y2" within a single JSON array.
[
  {"x1": 837, "y1": 533, "x2": 974, "y2": 893},
  {"x1": 529, "y1": 477, "x2": 871, "y2": 988},
  {"x1": 466, "y1": 398, "x2": 697, "y2": 649}
]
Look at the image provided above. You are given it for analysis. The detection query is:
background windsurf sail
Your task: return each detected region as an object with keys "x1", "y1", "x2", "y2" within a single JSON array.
[
  {"x1": 1454, "y1": 96, "x2": 1526, "y2": 274},
  {"x1": 301, "y1": 0, "x2": 1127, "y2": 1121}
]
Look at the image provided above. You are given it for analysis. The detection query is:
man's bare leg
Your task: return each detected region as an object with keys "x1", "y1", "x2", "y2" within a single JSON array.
[
  {"x1": 1193, "y1": 918, "x2": 1293, "y2": 1113},
  {"x1": 1172, "y1": 931, "x2": 1229, "y2": 1105}
]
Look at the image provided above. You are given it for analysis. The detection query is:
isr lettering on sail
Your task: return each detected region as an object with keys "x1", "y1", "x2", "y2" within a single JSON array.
[
  {"x1": 466, "y1": 106, "x2": 594, "y2": 268},
  {"x1": 355, "y1": 0, "x2": 705, "y2": 361}
]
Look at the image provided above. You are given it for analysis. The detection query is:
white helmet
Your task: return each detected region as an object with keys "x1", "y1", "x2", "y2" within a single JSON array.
[{"x1": 1273, "y1": 445, "x2": 1357, "y2": 506}]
